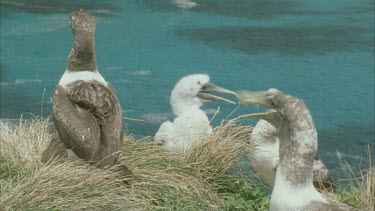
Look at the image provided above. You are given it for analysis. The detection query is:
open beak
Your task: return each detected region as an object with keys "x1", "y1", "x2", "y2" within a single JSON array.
[
  {"x1": 236, "y1": 90, "x2": 271, "y2": 107},
  {"x1": 197, "y1": 83, "x2": 236, "y2": 104},
  {"x1": 234, "y1": 90, "x2": 281, "y2": 122},
  {"x1": 234, "y1": 110, "x2": 281, "y2": 122}
]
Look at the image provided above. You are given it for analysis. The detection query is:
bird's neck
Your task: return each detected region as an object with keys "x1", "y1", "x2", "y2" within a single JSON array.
[
  {"x1": 170, "y1": 96, "x2": 203, "y2": 116},
  {"x1": 67, "y1": 32, "x2": 97, "y2": 72},
  {"x1": 276, "y1": 115, "x2": 317, "y2": 188}
]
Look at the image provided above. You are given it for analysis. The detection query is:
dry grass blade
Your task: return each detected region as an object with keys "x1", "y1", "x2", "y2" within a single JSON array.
[
  {"x1": 120, "y1": 137, "x2": 222, "y2": 209},
  {"x1": 335, "y1": 145, "x2": 375, "y2": 211},
  {"x1": 183, "y1": 120, "x2": 252, "y2": 174},
  {"x1": 2, "y1": 117, "x2": 370, "y2": 210},
  {"x1": 1, "y1": 162, "x2": 147, "y2": 210},
  {"x1": 1, "y1": 117, "x2": 253, "y2": 210},
  {"x1": 0, "y1": 117, "x2": 58, "y2": 180}
]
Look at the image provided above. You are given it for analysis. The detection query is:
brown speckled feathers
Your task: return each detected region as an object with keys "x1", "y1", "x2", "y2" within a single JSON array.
[
  {"x1": 52, "y1": 81, "x2": 124, "y2": 167},
  {"x1": 68, "y1": 81, "x2": 117, "y2": 125},
  {"x1": 52, "y1": 10, "x2": 129, "y2": 172}
]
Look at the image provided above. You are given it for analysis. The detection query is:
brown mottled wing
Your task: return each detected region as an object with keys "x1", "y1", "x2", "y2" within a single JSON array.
[
  {"x1": 52, "y1": 85, "x2": 101, "y2": 161},
  {"x1": 52, "y1": 80, "x2": 125, "y2": 167},
  {"x1": 94, "y1": 82, "x2": 125, "y2": 167},
  {"x1": 67, "y1": 81, "x2": 124, "y2": 167},
  {"x1": 68, "y1": 81, "x2": 117, "y2": 126}
]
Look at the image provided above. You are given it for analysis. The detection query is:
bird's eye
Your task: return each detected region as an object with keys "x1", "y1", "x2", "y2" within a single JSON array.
[
  {"x1": 201, "y1": 85, "x2": 207, "y2": 90},
  {"x1": 197, "y1": 81, "x2": 201, "y2": 85},
  {"x1": 314, "y1": 156, "x2": 320, "y2": 161}
]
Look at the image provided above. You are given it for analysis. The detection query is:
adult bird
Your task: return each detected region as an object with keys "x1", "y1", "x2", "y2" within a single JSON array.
[
  {"x1": 154, "y1": 74, "x2": 236, "y2": 152},
  {"x1": 238, "y1": 117, "x2": 334, "y2": 192},
  {"x1": 52, "y1": 10, "x2": 131, "y2": 175},
  {"x1": 236, "y1": 89, "x2": 353, "y2": 211}
]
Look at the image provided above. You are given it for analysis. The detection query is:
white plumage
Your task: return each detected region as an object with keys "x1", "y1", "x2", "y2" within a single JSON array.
[
  {"x1": 237, "y1": 89, "x2": 352, "y2": 210},
  {"x1": 58, "y1": 70, "x2": 106, "y2": 86},
  {"x1": 249, "y1": 119, "x2": 280, "y2": 186},
  {"x1": 154, "y1": 121, "x2": 173, "y2": 144},
  {"x1": 155, "y1": 74, "x2": 235, "y2": 153},
  {"x1": 250, "y1": 119, "x2": 334, "y2": 191}
]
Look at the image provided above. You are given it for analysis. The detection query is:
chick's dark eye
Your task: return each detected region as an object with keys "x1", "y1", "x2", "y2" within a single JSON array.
[{"x1": 197, "y1": 81, "x2": 201, "y2": 85}]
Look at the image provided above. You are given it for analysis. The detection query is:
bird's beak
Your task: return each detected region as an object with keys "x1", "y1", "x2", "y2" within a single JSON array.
[
  {"x1": 197, "y1": 83, "x2": 236, "y2": 104},
  {"x1": 200, "y1": 83, "x2": 237, "y2": 95},
  {"x1": 235, "y1": 110, "x2": 281, "y2": 122},
  {"x1": 234, "y1": 90, "x2": 282, "y2": 122},
  {"x1": 236, "y1": 90, "x2": 271, "y2": 107}
]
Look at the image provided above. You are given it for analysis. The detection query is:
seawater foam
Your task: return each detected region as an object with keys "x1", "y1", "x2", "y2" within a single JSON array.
[
  {"x1": 133, "y1": 70, "x2": 152, "y2": 76},
  {"x1": 1, "y1": 79, "x2": 42, "y2": 85},
  {"x1": 172, "y1": 0, "x2": 198, "y2": 9}
]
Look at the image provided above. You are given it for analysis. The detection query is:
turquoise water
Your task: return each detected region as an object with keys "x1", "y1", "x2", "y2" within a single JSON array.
[{"x1": 1, "y1": 0, "x2": 374, "y2": 176}]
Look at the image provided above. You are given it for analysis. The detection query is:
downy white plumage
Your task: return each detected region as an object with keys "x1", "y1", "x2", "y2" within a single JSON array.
[{"x1": 155, "y1": 74, "x2": 236, "y2": 152}]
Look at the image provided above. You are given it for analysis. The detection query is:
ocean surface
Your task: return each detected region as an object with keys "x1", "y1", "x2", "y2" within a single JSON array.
[{"x1": 1, "y1": 0, "x2": 374, "y2": 178}]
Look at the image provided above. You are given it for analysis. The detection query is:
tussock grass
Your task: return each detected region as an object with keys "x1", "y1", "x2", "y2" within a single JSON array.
[
  {"x1": 1, "y1": 117, "x2": 371, "y2": 210},
  {"x1": 335, "y1": 146, "x2": 375, "y2": 211},
  {"x1": 119, "y1": 138, "x2": 222, "y2": 209},
  {"x1": 183, "y1": 121, "x2": 252, "y2": 173},
  {"x1": 0, "y1": 117, "x2": 256, "y2": 210},
  {"x1": 182, "y1": 121, "x2": 253, "y2": 190},
  {"x1": 0, "y1": 117, "x2": 61, "y2": 182},
  {"x1": 1, "y1": 162, "x2": 148, "y2": 210}
]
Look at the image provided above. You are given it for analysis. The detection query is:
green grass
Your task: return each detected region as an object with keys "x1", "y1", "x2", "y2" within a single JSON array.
[
  {"x1": 335, "y1": 147, "x2": 374, "y2": 211},
  {"x1": 221, "y1": 180, "x2": 270, "y2": 210},
  {"x1": 0, "y1": 117, "x2": 372, "y2": 210}
]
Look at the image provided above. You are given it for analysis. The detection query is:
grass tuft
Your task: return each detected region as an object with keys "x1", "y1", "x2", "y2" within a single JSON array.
[
  {"x1": 1, "y1": 117, "x2": 372, "y2": 210},
  {"x1": 335, "y1": 146, "x2": 375, "y2": 211},
  {"x1": 0, "y1": 117, "x2": 61, "y2": 182},
  {"x1": 0, "y1": 117, "x2": 263, "y2": 210},
  {"x1": 1, "y1": 161, "x2": 148, "y2": 210}
]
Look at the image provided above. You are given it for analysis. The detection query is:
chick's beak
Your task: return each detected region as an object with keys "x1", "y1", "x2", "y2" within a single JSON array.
[{"x1": 197, "y1": 83, "x2": 236, "y2": 104}]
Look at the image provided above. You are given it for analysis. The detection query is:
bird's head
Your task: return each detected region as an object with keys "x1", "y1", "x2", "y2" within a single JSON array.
[
  {"x1": 235, "y1": 88, "x2": 312, "y2": 129},
  {"x1": 67, "y1": 10, "x2": 97, "y2": 72},
  {"x1": 234, "y1": 88, "x2": 284, "y2": 127},
  {"x1": 170, "y1": 74, "x2": 236, "y2": 114},
  {"x1": 70, "y1": 9, "x2": 95, "y2": 35}
]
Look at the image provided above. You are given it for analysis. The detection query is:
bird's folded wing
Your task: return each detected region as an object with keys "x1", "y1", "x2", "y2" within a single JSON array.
[
  {"x1": 52, "y1": 85, "x2": 101, "y2": 160},
  {"x1": 68, "y1": 80, "x2": 118, "y2": 125}
]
